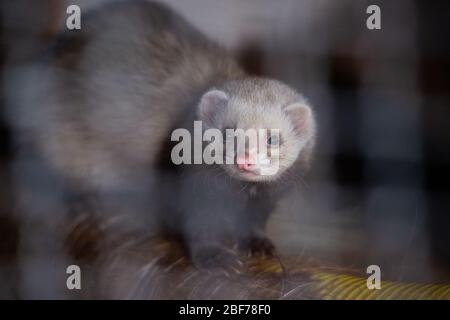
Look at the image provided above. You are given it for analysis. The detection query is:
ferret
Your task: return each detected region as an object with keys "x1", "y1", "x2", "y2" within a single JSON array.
[{"x1": 8, "y1": 0, "x2": 316, "y2": 272}]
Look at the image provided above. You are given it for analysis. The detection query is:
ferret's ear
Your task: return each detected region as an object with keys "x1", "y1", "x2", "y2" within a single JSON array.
[
  {"x1": 284, "y1": 103, "x2": 314, "y2": 137},
  {"x1": 198, "y1": 89, "x2": 228, "y2": 125}
]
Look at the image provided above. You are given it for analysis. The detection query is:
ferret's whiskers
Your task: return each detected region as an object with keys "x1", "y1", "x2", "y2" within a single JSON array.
[{"x1": 238, "y1": 182, "x2": 248, "y2": 194}]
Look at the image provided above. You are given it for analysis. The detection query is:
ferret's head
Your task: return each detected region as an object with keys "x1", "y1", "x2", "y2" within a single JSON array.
[{"x1": 198, "y1": 78, "x2": 316, "y2": 182}]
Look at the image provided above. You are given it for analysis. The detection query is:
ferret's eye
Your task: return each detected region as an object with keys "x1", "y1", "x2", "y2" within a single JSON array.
[{"x1": 267, "y1": 135, "x2": 280, "y2": 146}]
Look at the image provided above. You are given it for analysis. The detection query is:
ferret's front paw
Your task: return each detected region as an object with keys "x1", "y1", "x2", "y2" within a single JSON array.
[
  {"x1": 245, "y1": 237, "x2": 277, "y2": 258},
  {"x1": 192, "y1": 245, "x2": 243, "y2": 276}
]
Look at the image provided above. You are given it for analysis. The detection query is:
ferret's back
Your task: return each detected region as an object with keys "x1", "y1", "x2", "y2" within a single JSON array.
[{"x1": 11, "y1": 1, "x2": 243, "y2": 190}]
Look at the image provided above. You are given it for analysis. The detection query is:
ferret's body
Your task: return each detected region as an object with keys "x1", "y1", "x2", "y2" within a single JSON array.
[
  {"x1": 13, "y1": 1, "x2": 243, "y2": 191},
  {"x1": 9, "y1": 1, "x2": 316, "y2": 270}
]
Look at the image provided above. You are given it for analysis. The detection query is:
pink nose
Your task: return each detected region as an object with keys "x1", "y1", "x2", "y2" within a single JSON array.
[{"x1": 236, "y1": 155, "x2": 255, "y2": 171}]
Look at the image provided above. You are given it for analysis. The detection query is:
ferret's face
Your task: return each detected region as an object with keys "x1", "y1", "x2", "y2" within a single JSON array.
[{"x1": 198, "y1": 79, "x2": 315, "y2": 182}]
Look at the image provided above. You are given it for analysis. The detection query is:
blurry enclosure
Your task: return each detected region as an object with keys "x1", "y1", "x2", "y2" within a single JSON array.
[{"x1": 1, "y1": 0, "x2": 450, "y2": 298}]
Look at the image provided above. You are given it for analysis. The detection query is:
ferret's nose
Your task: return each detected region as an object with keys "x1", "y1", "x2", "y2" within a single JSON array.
[{"x1": 236, "y1": 155, "x2": 256, "y2": 171}]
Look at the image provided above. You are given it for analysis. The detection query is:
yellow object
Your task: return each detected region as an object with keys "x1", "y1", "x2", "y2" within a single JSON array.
[{"x1": 312, "y1": 271, "x2": 450, "y2": 300}]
